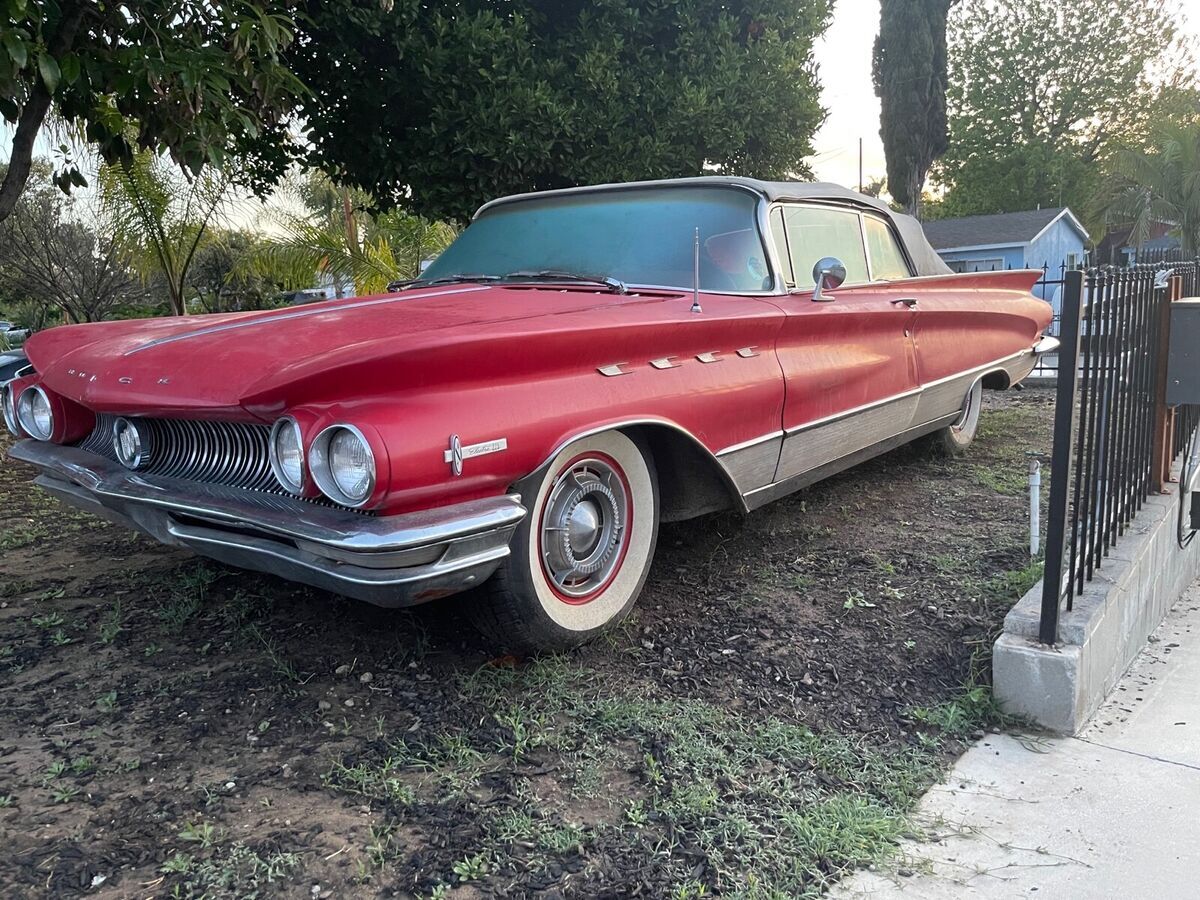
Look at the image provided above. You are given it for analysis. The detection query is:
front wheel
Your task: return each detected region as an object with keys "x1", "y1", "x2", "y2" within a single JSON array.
[{"x1": 470, "y1": 430, "x2": 660, "y2": 653}]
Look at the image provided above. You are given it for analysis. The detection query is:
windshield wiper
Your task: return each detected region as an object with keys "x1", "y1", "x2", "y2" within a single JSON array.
[
  {"x1": 500, "y1": 270, "x2": 628, "y2": 294},
  {"x1": 403, "y1": 274, "x2": 505, "y2": 290}
]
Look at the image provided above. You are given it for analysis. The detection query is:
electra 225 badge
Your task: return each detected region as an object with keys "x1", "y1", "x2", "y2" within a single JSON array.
[{"x1": 444, "y1": 434, "x2": 508, "y2": 476}]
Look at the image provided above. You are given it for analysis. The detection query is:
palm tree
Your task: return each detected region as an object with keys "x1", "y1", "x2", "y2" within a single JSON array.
[
  {"x1": 1095, "y1": 121, "x2": 1200, "y2": 256},
  {"x1": 97, "y1": 152, "x2": 237, "y2": 315},
  {"x1": 250, "y1": 172, "x2": 457, "y2": 297}
]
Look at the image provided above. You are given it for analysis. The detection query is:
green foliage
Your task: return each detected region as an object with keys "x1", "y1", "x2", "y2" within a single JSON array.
[
  {"x1": 0, "y1": 2, "x2": 304, "y2": 221},
  {"x1": 187, "y1": 230, "x2": 284, "y2": 313},
  {"x1": 250, "y1": 172, "x2": 458, "y2": 296},
  {"x1": 872, "y1": 0, "x2": 955, "y2": 215},
  {"x1": 97, "y1": 151, "x2": 237, "y2": 315},
  {"x1": 936, "y1": 0, "x2": 1197, "y2": 226},
  {"x1": 289, "y1": 0, "x2": 832, "y2": 222},
  {"x1": 0, "y1": 162, "x2": 148, "y2": 323},
  {"x1": 1095, "y1": 119, "x2": 1200, "y2": 255}
]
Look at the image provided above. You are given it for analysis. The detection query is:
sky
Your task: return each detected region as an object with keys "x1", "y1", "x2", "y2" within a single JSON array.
[{"x1": 808, "y1": 0, "x2": 888, "y2": 190}]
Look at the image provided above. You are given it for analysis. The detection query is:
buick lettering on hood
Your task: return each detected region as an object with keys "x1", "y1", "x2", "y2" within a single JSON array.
[{"x1": 2, "y1": 178, "x2": 1056, "y2": 652}]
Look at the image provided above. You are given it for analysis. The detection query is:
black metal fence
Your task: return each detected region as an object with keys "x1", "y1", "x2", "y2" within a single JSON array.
[
  {"x1": 1028, "y1": 257, "x2": 1200, "y2": 379},
  {"x1": 1038, "y1": 263, "x2": 1200, "y2": 643}
]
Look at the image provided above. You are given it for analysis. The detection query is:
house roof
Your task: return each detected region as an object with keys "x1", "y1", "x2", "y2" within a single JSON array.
[{"x1": 921, "y1": 207, "x2": 1088, "y2": 251}]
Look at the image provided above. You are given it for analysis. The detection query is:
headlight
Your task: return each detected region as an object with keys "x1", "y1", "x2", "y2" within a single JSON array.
[
  {"x1": 112, "y1": 417, "x2": 152, "y2": 470},
  {"x1": 269, "y1": 417, "x2": 305, "y2": 494},
  {"x1": 16, "y1": 385, "x2": 53, "y2": 440},
  {"x1": 310, "y1": 424, "x2": 376, "y2": 507},
  {"x1": 1, "y1": 383, "x2": 20, "y2": 436}
]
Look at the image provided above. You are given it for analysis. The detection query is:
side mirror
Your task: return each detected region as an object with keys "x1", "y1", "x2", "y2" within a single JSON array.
[{"x1": 811, "y1": 257, "x2": 847, "y2": 302}]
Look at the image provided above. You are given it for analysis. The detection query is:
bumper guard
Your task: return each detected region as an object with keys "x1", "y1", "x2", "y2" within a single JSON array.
[{"x1": 8, "y1": 441, "x2": 526, "y2": 607}]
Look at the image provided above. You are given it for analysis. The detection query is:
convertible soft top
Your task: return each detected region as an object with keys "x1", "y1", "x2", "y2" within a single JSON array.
[{"x1": 479, "y1": 176, "x2": 952, "y2": 279}]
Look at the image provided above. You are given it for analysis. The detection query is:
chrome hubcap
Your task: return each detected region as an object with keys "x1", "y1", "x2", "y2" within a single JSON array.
[{"x1": 541, "y1": 458, "x2": 628, "y2": 599}]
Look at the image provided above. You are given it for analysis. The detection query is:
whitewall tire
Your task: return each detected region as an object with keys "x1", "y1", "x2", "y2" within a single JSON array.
[
  {"x1": 929, "y1": 378, "x2": 983, "y2": 456},
  {"x1": 470, "y1": 430, "x2": 659, "y2": 652}
]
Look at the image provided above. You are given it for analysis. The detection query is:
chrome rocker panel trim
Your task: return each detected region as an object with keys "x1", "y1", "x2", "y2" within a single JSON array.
[{"x1": 9, "y1": 441, "x2": 526, "y2": 608}]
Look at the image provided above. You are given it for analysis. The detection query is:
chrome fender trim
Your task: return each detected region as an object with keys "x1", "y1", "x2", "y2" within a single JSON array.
[{"x1": 529, "y1": 418, "x2": 755, "y2": 513}]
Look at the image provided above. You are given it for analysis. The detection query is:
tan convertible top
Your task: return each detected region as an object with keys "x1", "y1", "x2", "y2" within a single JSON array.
[{"x1": 478, "y1": 176, "x2": 952, "y2": 278}]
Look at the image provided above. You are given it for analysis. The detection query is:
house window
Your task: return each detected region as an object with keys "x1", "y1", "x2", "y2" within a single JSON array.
[{"x1": 1065, "y1": 252, "x2": 1079, "y2": 270}]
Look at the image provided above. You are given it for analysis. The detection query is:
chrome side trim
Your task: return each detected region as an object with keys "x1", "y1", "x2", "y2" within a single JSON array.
[
  {"x1": 696, "y1": 351, "x2": 722, "y2": 364},
  {"x1": 125, "y1": 285, "x2": 490, "y2": 355},
  {"x1": 784, "y1": 387, "x2": 923, "y2": 436},
  {"x1": 1034, "y1": 336, "x2": 1061, "y2": 355},
  {"x1": 649, "y1": 357, "x2": 680, "y2": 370},
  {"x1": 716, "y1": 431, "x2": 784, "y2": 456},
  {"x1": 744, "y1": 413, "x2": 957, "y2": 510},
  {"x1": 597, "y1": 363, "x2": 632, "y2": 377}
]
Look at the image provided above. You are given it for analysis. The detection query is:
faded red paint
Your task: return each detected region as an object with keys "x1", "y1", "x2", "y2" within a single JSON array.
[{"x1": 15, "y1": 269, "x2": 1051, "y2": 515}]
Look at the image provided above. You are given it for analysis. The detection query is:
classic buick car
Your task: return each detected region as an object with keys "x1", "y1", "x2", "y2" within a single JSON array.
[{"x1": 2, "y1": 178, "x2": 1055, "y2": 651}]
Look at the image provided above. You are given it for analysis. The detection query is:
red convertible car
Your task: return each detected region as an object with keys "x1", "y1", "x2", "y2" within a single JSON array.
[{"x1": 3, "y1": 178, "x2": 1055, "y2": 651}]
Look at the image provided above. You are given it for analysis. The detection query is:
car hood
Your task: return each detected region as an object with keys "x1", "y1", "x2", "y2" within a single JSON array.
[{"x1": 27, "y1": 284, "x2": 671, "y2": 417}]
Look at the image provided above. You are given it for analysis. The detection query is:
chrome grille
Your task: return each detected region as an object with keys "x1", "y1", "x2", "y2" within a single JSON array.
[{"x1": 78, "y1": 414, "x2": 282, "y2": 494}]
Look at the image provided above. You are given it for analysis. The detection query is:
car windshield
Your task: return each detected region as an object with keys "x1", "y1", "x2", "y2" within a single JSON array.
[{"x1": 418, "y1": 186, "x2": 773, "y2": 293}]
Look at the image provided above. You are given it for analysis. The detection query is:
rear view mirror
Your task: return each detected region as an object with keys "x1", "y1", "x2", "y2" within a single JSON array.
[{"x1": 812, "y1": 257, "x2": 847, "y2": 302}]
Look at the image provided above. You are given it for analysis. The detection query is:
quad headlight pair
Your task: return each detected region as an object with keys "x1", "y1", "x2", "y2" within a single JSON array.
[
  {"x1": 269, "y1": 417, "x2": 376, "y2": 508},
  {"x1": 4, "y1": 384, "x2": 53, "y2": 440}
]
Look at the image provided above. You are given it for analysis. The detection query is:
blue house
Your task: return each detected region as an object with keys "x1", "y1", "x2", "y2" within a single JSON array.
[{"x1": 921, "y1": 207, "x2": 1091, "y2": 283}]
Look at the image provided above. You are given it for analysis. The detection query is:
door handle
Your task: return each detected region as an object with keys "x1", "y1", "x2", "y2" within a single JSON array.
[{"x1": 891, "y1": 297, "x2": 919, "y2": 308}]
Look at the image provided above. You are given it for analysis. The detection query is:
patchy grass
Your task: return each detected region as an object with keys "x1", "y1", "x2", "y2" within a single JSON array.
[{"x1": 324, "y1": 656, "x2": 942, "y2": 897}]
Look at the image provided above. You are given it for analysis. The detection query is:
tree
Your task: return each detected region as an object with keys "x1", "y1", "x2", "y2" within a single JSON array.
[
  {"x1": 0, "y1": 166, "x2": 147, "y2": 323},
  {"x1": 936, "y1": 0, "x2": 1196, "y2": 224},
  {"x1": 286, "y1": 0, "x2": 832, "y2": 222},
  {"x1": 1095, "y1": 120, "x2": 1200, "y2": 256},
  {"x1": 250, "y1": 172, "x2": 458, "y2": 297},
  {"x1": 0, "y1": 2, "x2": 304, "y2": 224},
  {"x1": 97, "y1": 152, "x2": 237, "y2": 316},
  {"x1": 187, "y1": 231, "x2": 282, "y2": 314},
  {"x1": 872, "y1": 0, "x2": 957, "y2": 217}
]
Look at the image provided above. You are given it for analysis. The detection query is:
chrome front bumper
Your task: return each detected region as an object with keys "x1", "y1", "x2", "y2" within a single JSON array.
[{"x1": 8, "y1": 441, "x2": 526, "y2": 607}]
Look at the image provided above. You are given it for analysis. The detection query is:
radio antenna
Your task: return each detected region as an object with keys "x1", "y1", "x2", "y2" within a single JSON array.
[{"x1": 691, "y1": 227, "x2": 703, "y2": 314}]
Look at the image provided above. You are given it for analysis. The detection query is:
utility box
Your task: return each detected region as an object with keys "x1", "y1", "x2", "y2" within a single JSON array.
[{"x1": 1167, "y1": 299, "x2": 1200, "y2": 407}]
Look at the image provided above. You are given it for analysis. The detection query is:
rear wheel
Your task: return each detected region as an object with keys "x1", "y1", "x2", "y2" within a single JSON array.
[
  {"x1": 927, "y1": 379, "x2": 983, "y2": 457},
  {"x1": 470, "y1": 430, "x2": 659, "y2": 653}
]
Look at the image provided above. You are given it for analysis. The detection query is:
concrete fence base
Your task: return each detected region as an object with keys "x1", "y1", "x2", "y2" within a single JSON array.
[{"x1": 993, "y1": 479, "x2": 1200, "y2": 734}]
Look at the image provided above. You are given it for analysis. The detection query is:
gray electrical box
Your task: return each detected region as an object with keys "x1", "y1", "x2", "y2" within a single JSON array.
[{"x1": 1167, "y1": 299, "x2": 1200, "y2": 406}]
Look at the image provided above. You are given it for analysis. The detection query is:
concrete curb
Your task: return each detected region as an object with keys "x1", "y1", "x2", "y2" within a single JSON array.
[{"x1": 993, "y1": 482, "x2": 1200, "y2": 733}]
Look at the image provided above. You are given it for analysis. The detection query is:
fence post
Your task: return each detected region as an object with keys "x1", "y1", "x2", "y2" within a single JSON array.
[
  {"x1": 1040, "y1": 269, "x2": 1086, "y2": 644},
  {"x1": 1151, "y1": 275, "x2": 1181, "y2": 490}
]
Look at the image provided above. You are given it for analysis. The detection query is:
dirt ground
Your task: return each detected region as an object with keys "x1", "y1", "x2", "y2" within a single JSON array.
[{"x1": 0, "y1": 388, "x2": 1054, "y2": 899}]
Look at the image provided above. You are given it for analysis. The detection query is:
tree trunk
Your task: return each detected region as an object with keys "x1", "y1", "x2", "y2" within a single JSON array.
[
  {"x1": 0, "y1": 86, "x2": 53, "y2": 224},
  {"x1": 0, "y1": 4, "x2": 87, "y2": 223}
]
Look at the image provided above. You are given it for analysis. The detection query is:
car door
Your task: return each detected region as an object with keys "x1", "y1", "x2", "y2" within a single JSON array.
[{"x1": 768, "y1": 204, "x2": 920, "y2": 486}]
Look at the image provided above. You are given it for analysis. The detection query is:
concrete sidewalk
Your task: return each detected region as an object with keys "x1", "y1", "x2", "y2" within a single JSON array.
[{"x1": 834, "y1": 584, "x2": 1200, "y2": 899}]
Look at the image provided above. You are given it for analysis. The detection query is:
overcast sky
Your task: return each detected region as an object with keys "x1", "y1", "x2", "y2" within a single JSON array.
[{"x1": 808, "y1": 0, "x2": 888, "y2": 189}]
